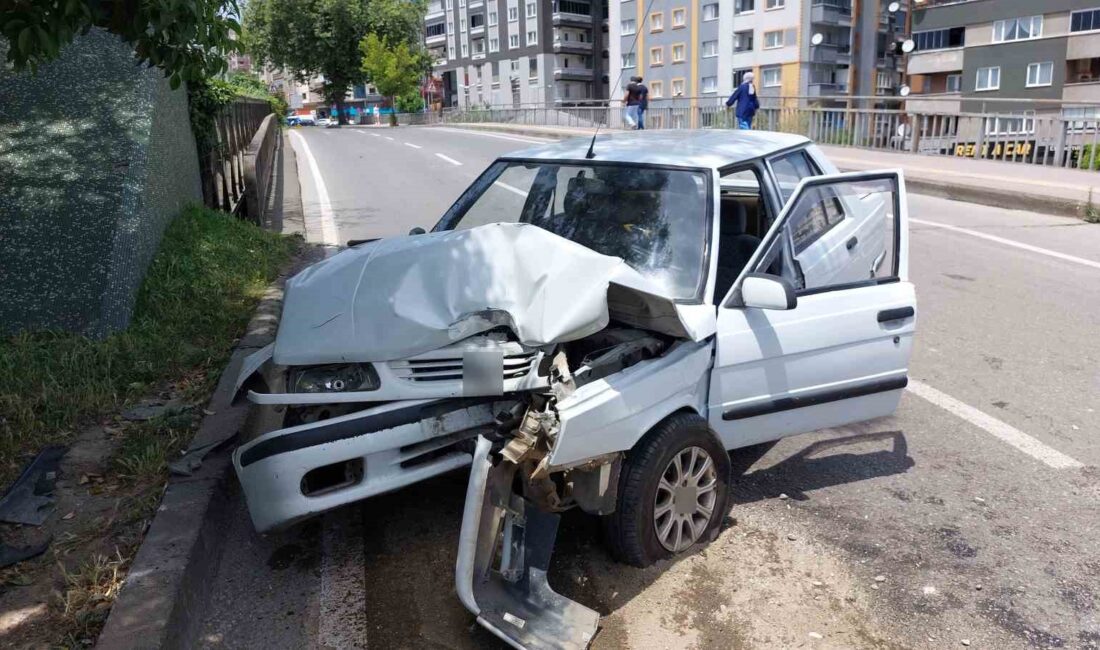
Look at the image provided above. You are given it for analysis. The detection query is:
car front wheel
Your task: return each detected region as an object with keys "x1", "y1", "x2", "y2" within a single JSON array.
[{"x1": 603, "y1": 412, "x2": 731, "y2": 567}]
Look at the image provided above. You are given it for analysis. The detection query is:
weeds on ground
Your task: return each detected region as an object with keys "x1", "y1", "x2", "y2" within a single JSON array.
[
  {"x1": 0, "y1": 205, "x2": 298, "y2": 480},
  {"x1": 57, "y1": 551, "x2": 129, "y2": 645}
]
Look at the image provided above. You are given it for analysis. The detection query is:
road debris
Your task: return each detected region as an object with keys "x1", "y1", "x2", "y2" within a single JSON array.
[{"x1": 0, "y1": 446, "x2": 66, "y2": 525}]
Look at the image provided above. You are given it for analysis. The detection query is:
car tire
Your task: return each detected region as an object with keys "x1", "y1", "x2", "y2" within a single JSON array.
[{"x1": 602, "y1": 411, "x2": 731, "y2": 567}]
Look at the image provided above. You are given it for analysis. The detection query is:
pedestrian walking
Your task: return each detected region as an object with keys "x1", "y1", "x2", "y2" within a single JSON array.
[
  {"x1": 623, "y1": 76, "x2": 649, "y2": 130},
  {"x1": 725, "y1": 72, "x2": 760, "y2": 130}
]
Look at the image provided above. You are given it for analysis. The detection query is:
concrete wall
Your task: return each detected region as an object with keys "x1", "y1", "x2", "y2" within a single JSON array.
[{"x1": 0, "y1": 29, "x2": 202, "y2": 338}]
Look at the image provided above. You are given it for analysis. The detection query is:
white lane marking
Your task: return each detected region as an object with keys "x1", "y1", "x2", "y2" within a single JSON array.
[
  {"x1": 404, "y1": 142, "x2": 423, "y2": 149},
  {"x1": 289, "y1": 130, "x2": 339, "y2": 245},
  {"x1": 432, "y1": 126, "x2": 551, "y2": 144},
  {"x1": 911, "y1": 218, "x2": 1100, "y2": 271},
  {"x1": 370, "y1": 133, "x2": 381, "y2": 137},
  {"x1": 318, "y1": 511, "x2": 368, "y2": 649},
  {"x1": 384, "y1": 136, "x2": 395, "y2": 141},
  {"x1": 907, "y1": 380, "x2": 1083, "y2": 470},
  {"x1": 435, "y1": 153, "x2": 463, "y2": 166},
  {"x1": 493, "y1": 181, "x2": 528, "y2": 197}
]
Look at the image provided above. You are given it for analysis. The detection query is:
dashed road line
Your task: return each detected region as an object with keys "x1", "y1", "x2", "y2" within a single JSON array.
[
  {"x1": 384, "y1": 136, "x2": 395, "y2": 141},
  {"x1": 435, "y1": 153, "x2": 463, "y2": 166},
  {"x1": 911, "y1": 218, "x2": 1100, "y2": 271},
  {"x1": 404, "y1": 142, "x2": 423, "y2": 149},
  {"x1": 493, "y1": 181, "x2": 528, "y2": 197},
  {"x1": 907, "y1": 380, "x2": 1083, "y2": 470},
  {"x1": 431, "y1": 126, "x2": 551, "y2": 144},
  {"x1": 288, "y1": 130, "x2": 339, "y2": 245},
  {"x1": 318, "y1": 510, "x2": 368, "y2": 648},
  {"x1": 370, "y1": 133, "x2": 381, "y2": 137}
]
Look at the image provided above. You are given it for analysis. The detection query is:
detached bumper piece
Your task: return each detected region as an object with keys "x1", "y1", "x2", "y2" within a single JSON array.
[{"x1": 457, "y1": 436, "x2": 600, "y2": 650}]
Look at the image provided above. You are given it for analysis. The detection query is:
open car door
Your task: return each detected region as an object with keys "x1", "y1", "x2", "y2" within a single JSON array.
[{"x1": 708, "y1": 170, "x2": 916, "y2": 449}]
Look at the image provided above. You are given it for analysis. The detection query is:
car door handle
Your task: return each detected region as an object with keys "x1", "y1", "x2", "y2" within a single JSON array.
[
  {"x1": 877, "y1": 306, "x2": 915, "y2": 323},
  {"x1": 846, "y1": 236, "x2": 859, "y2": 251}
]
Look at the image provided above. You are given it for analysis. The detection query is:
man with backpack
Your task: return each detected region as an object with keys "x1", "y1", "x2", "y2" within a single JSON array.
[
  {"x1": 725, "y1": 71, "x2": 760, "y2": 130},
  {"x1": 623, "y1": 75, "x2": 649, "y2": 130}
]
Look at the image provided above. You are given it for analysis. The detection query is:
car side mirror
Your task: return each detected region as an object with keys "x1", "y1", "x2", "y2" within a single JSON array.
[
  {"x1": 409, "y1": 227, "x2": 426, "y2": 236},
  {"x1": 740, "y1": 273, "x2": 797, "y2": 310}
]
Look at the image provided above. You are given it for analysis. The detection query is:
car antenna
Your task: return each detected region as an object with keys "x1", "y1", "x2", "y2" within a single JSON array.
[{"x1": 586, "y1": 0, "x2": 657, "y2": 160}]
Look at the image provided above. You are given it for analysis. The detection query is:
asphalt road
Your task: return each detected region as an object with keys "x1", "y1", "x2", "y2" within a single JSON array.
[{"x1": 198, "y1": 125, "x2": 1100, "y2": 650}]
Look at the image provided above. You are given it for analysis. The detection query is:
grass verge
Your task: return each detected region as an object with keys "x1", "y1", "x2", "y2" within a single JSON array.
[{"x1": 0, "y1": 204, "x2": 298, "y2": 479}]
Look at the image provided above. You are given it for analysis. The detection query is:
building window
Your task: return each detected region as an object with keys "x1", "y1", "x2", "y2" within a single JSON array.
[
  {"x1": 1026, "y1": 61, "x2": 1053, "y2": 87},
  {"x1": 650, "y1": 80, "x2": 664, "y2": 97},
  {"x1": 470, "y1": 13, "x2": 484, "y2": 28},
  {"x1": 461, "y1": 42, "x2": 469, "y2": 57},
  {"x1": 701, "y1": 40, "x2": 718, "y2": 58},
  {"x1": 650, "y1": 46, "x2": 663, "y2": 66},
  {"x1": 489, "y1": 37, "x2": 499, "y2": 52},
  {"x1": 762, "y1": 66, "x2": 781, "y2": 87},
  {"x1": 426, "y1": 23, "x2": 446, "y2": 37},
  {"x1": 622, "y1": 52, "x2": 636, "y2": 68},
  {"x1": 734, "y1": 30, "x2": 753, "y2": 52},
  {"x1": 460, "y1": 17, "x2": 466, "y2": 31},
  {"x1": 650, "y1": 12, "x2": 663, "y2": 32},
  {"x1": 734, "y1": 0, "x2": 754, "y2": 15},
  {"x1": 765, "y1": 0, "x2": 785, "y2": 9},
  {"x1": 672, "y1": 8, "x2": 686, "y2": 28},
  {"x1": 946, "y1": 73, "x2": 961, "y2": 93},
  {"x1": 449, "y1": 45, "x2": 456, "y2": 58},
  {"x1": 621, "y1": 19, "x2": 636, "y2": 35},
  {"x1": 701, "y1": 75, "x2": 718, "y2": 93},
  {"x1": 702, "y1": 3, "x2": 719, "y2": 20},
  {"x1": 985, "y1": 115, "x2": 1035, "y2": 136},
  {"x1": 529, "y1": 59, "x2": 538, "y2": 78},
  {"x1": 508, "y1": 6, "x2": 518, "y2": 21},
  {"x1": 672, "y1": 43, "x2": 686, "y2": 62},
  {"x1": 671, "y1": 78, "x2": 685, "y2": 96},
  {"x1": 558, "y1": 0, "x2": 591, "y2": 14},
  {"x1": 764, "y1": 30, "x2": 783, "y2": 49},
  {"x1": 912, "y1": 26, "x2": 964, "y2": 51},
  {"x1": 1072, "y1": 8, "x2": 1100, "y2": 32},
  {"x1": 526, "y1": 29, "x2": 537, "y2": 45},
  {"x1": 472, "y1": 39, "x2": 484, "y2": 55},
  {"x1": 526, "y1": 2, "x2": 536, "y2": 18},
  {"x1": 992, "y1": 16, "x2": 1042, "y2": 43},
  {"x1": 509, "y1": 34, "x2": 519, "y2": 48},
  {"x1": 975, "y1": 66, "x2": 1000, "y2": 91},
  {"x1": 488, "y1": 10, "x2": 497, "y2": 25}
]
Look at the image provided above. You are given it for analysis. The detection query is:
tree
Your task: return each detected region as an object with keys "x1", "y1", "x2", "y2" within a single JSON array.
[
  {"x1": 360, "y1": 33, "x2": 422, "y2": 126},
  {"x1": 0, "y1": 0, "x2": 239, "y2": 87},
  {"x1": 244, "y1": 0, "x2": 371, "y2": 125}
]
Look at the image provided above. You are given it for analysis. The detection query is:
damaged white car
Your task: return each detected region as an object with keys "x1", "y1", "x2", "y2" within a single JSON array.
[{"x1": 232, "y1": 130, "x2": 916, "y2": 649}]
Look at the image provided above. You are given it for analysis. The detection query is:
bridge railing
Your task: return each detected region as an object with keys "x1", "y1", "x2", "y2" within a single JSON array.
[
  {"x1": 426, "y1": 95, "x2": 1100, "y2": 170},
  {"x1": 200, "y1": 98, "x2": 273, "y2": 214}
]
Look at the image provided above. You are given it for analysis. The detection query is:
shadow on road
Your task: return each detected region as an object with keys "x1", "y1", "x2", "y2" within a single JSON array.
[{"x1": 356, "y1": 426, "x2": 914, "y2": 649}]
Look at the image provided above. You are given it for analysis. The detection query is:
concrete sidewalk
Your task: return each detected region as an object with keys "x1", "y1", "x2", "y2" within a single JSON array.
[{"x1": 439, "y1": 123, "x2": 1099, "y2": 219}]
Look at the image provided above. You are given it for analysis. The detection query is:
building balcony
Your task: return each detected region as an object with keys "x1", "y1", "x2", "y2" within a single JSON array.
[
  {"x1": 810, "y1": 1, "x2": 852, "y2": 26},
  {"x1": 426, "y1": 1, "x2": 444, "y2": 19},
  {"x1": 553, "y1": 12, "x2": 592, "y2": 27},
  {"x1": 553, "y1": 40, "x2": 594, "y2": 54},
  {"x1": 907, "y1": 48, "x2": 964, "y2": 75},
  {"x1": 468, "y1": 0, "x2": 484, "y2": 8},
  {"x1": 470, "y1": 25, "x2": 484, "y2": 36},
  {"x1": 1064, "y1": 81, "x2": 1100, "y2": 104},
  {"x1": 807, "y1": 82, "x2": 849, "y2": 97},
  {"x1": 810, "y1": 44, "x2": 851, "y2": 65},
  {"x1": 554, "y1": 67, "x2": 595, "y2": 81},
  {"x1": 426, "y1": 33, "x2": 447, "y2": 45},
  {"x1": 1068, "y1": 34, "x2": 1100, "y2": 61}
]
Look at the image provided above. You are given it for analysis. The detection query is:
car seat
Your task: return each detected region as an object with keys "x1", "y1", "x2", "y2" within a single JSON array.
[{"x1": 714, "y1": 200, "x2": 762, "y2": 304}]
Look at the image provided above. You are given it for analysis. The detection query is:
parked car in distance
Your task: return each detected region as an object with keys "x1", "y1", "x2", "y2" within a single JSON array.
[
  {"x1": 316, "y1": 117, "x2": 331, "y2": 127},
  {"x1": 231, "y1": 130, "x2": 916, "y2": 650}
]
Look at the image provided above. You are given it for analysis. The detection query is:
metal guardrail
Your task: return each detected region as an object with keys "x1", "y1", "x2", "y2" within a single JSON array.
[
  {"x1": 425, "y1": 96, "x2": 1100, "y2": 170},
  {"x1": 201, "y1": 99, "x2": 273, "y2": 213}
]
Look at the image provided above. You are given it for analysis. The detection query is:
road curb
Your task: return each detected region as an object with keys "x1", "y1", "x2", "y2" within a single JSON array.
[
  {"x1": 96, "y1": 151, "x2": 315, "y2": 650},
  {"x1": 432, "y1": 123, "x2": 1089, "y2": 219}
]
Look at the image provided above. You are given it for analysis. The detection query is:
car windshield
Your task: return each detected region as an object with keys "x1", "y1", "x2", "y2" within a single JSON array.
[{"x1": 434, "y1": 161, "x2": 711, "y2": 300}]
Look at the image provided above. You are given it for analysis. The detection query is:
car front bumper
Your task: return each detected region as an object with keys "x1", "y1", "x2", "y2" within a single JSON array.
[{"x1": 232, "y1": 397, "x2": 517, "y2": 532}]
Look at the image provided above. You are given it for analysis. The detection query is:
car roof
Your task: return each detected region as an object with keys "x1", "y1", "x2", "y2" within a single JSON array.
[{"x1": 503, "y1": 129, "x2": 811, "y2": 169}]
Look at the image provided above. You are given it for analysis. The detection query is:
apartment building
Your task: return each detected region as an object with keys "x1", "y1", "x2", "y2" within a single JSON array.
[
  {"x1": 608, "y1": 0, "x2": 908, "y2": 107},
  {"x1": 426, "y1": 0, "x2": 610, "y2": 106},
  {"x1": 906, "y1": 0, "x2": 1100, "y2": 119}
]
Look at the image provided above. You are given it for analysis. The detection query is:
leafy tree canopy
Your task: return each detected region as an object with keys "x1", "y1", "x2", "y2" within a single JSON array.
[
  {"x1": 1, "y1": 0, "x2": 240, "y2": 87},
  {"x1": 360, "y1": 33, "x2": 422, "y2": 124}
]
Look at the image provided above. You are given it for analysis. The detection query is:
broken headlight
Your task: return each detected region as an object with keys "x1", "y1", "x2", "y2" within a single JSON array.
[{"x1": 289, "y1": 364, "x2": 380, "y2": 393}]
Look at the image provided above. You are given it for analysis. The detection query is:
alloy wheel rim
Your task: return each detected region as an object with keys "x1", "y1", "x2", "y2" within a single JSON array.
[{"x1": 653, "y1": 446, "x2": 719, "y2": 553}]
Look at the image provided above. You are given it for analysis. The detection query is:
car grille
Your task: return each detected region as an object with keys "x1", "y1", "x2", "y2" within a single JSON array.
[{"x1": 389, "y1": 352, "x2": 538, "y2": 383}]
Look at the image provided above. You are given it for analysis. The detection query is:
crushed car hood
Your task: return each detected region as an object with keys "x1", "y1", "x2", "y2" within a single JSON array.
[{"x1": 274, "y1": 223, "x2": 707, "y2": 365}]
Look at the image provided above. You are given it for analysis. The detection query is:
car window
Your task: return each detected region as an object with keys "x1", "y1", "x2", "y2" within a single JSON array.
[
  {"x1": 753, "y1": 176, "x2": 898, "y2": 293},
  {"x1": 436, "y1": 161, "x2": 711, "y2": 300},
  {"x1": 770, "y1": 150, "x2": 819, "y2": 203}
]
